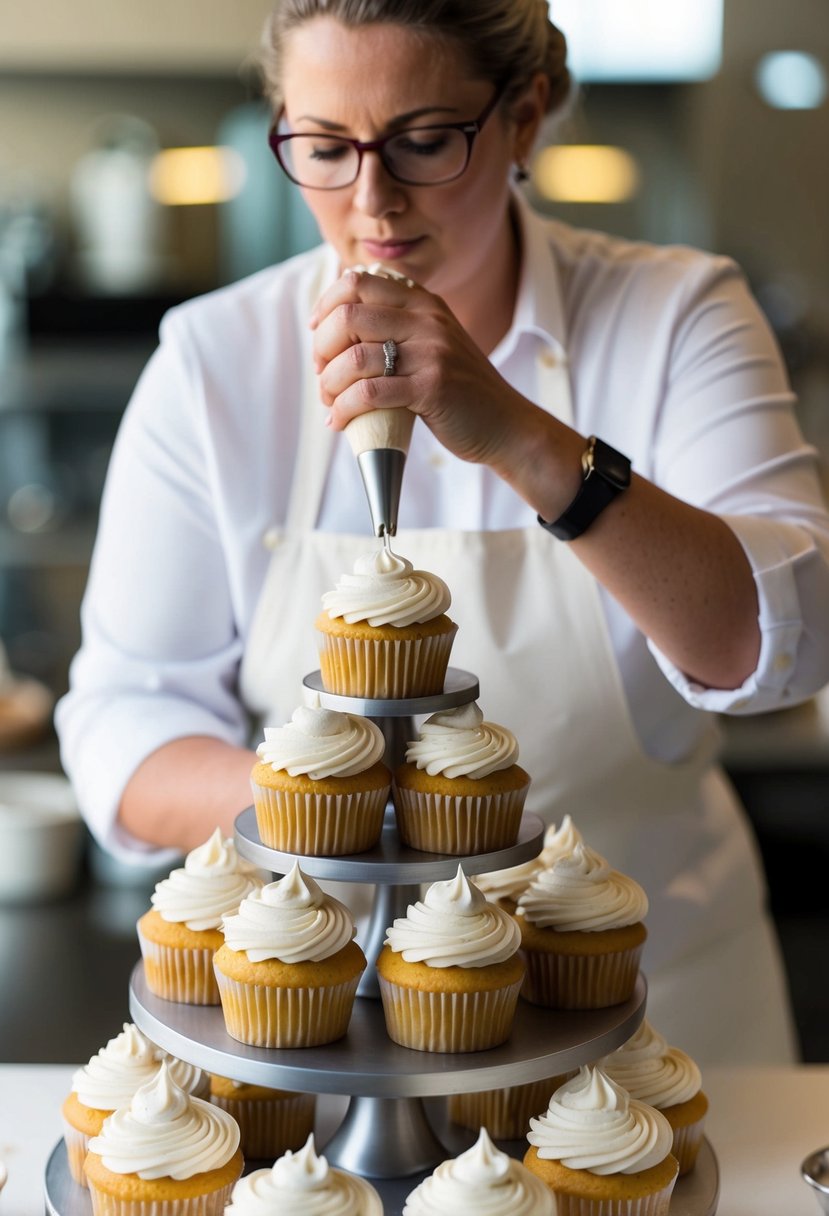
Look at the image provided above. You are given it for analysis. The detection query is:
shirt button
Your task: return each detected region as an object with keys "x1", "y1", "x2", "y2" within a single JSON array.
[
  {"x1": 732, "y1": 697, "x2": 750, "y2": 710},
  {"x1": 539, "y1": 350, "x2": 558, "y2": 369},
  {"x1": 773, "y1": 653, "x2": 794, "y2": 673},
  {"x1": 429, "y1": 452, "x2": 446, "y2": 469},
  {"x1": 262, "y1": 527, "x2": 281, "y2": 550}
]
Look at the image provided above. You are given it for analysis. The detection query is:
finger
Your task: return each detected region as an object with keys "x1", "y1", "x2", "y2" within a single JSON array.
[
  {"x1": 310, "y1": 267, "x2": 418, "y2": 330},
  {"x1": 319, "y1": 338, "x2": 405, "y2": 405},
  {"x1": 313, "y1": 300, "x2": 417, "y2": 369},
  {"x1": 326, "y1": 375, "x2": 413, "y2": 432}
]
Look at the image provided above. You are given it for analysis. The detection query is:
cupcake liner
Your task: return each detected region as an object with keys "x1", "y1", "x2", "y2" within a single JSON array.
[
  {"x1": 251, "y1": 783, "x2": 388, "y2": 855},
  {"x1": 378, "y1": 974, "x2": 523, "y2": 1052},
  {"x1": 214, "y1": 970, "x2": 361, "y2": 1048},
  {"x1": 86, "y1": 1182, "x2": 237, "y2": 1216},
  {"x1": 520, "y1": 942, "x2": 643, "y2": 1009},
  {"x1": 137, "y1": 928, "x2": 220, "y2": 1005},
  {"x1": 448, "y1": 1075, "x2": 571, "y2": 1140},
  {"x1": 671, "y1": 1117, "x2": 706, "y2": 1175},
  {"x1": 393, "y1": 784, "x2": 527, "y2": 855},
  {"x1": 318, "y1": 626, "x2": 456, "y2": 698},
  {"x1": 62, "y1": 1122, "x2": 91, "y2": 1187},
  {"x1": 209, "y1": 1091, "x2": 316, "y2": 1159},
  {"x1": 549, "y1": 1177, "x2": 677, "y2": 1216}
]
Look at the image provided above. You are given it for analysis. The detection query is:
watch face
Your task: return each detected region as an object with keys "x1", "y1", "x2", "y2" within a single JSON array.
[{"x1": 594, "y1": 439, "x2": 632, "y2": 488}]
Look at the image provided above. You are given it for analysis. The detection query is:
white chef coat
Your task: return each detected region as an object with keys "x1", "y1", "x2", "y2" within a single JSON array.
[{"x1": 55, "y1": 196, "x2": 829, "y2": 866}]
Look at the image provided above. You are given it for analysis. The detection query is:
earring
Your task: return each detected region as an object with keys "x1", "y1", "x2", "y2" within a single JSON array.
[{"x1": 514, "y1": 162, "x2": 530, "y2": 183}]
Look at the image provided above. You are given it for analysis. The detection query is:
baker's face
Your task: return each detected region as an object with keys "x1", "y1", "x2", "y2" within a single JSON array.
[{"x1": 280, "y1": 18, "x2": 523, "y2": 301}]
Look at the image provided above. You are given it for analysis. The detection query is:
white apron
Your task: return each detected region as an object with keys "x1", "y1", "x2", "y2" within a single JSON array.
[{"x1": 239, "y1": 272, "x2": 797, "y2": 1066}]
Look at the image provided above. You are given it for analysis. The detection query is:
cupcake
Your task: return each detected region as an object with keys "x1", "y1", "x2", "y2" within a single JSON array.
[
  {"x1": 393, "y1": 702, "x2": 531, "y2": 855},
  {"x1": 137, "y1": 828, "x2": 263, "y2": 1005},
  {"x1": 213, "y1": 862, "x2": 366, "y2": 1048},
  {"x1": 61, "y1": 1023, "x2": 208, "y2": 1187},
  {"x1": 404, "y1": 1127, "x2": 556, "y2": 1214},
  {"x1": 596, "y1": 1019, "x2": 708, "y2": 1175},
  {"x1": 224, "y1": 1133, "x2": 383, "y2": 1214},
  {"x1": 448, "y1": 1073, "x2": 573, "y2": 1142},
  {"x1": 525, "y1": 1067, "x2": 678, "y2": 1215},
  {"x1": 376, "y1": 866, "x2": 524, "y2": 1053},
  {"x1": 315, "y1": 547, "x2": 457, "y2": 698},
  {"x1": 515, "y1": 842, "x2": 647, "y2": 1009},
  {"x1": 476, "y1": 814, "x2": 585, "y2": 912},
  {"x1": 250, "y1": 705, "x2": 390, "y2": 855},
  {"x1": 84, "y1": 1063, "x2": 243, "y2": 1216},
  {"x1": 208, "y1": 1075, "x2": 316, "y2": 1161}
]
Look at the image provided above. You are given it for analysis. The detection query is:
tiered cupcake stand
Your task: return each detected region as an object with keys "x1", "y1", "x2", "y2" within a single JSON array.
[{"x1": 44, "y1": 668, "x2": 719, "y2": 1215}]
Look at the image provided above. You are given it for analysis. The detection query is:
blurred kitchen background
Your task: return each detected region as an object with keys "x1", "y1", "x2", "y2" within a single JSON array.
[{"x1": 1, "y1": 0, "x2": 828, "y2": 1062}]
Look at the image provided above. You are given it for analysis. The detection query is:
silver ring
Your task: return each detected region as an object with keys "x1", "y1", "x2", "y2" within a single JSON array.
[{"x1": 383, "y1": 339, "x2": 398, "y2": 377}]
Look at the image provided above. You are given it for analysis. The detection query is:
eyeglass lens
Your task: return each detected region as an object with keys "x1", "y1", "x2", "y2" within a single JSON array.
[{"x1": 280, "y1": 126, "x2": 470, "y2": 188}]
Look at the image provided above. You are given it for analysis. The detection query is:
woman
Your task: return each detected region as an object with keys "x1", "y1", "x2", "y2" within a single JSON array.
[{"x1": 56, "y1": 0, "x2": 829, "y2": 1063}]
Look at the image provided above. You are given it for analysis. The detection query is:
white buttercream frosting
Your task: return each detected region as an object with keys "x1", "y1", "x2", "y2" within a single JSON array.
[
  {"x1": 150, "y1": 827, "x2": 263, "y2": 931},
  {"x1": 477, "y1": 814, "x2": 585, "y2": 903},
  {"x1": 87, "y1": 1063, "x2": 239, "y2": 1181},
  {"x1": 71, "y1": 1023, "x2": 207, "y2": 1110},
  {"x1": 221, "y1": 862, "x2": 357, "y2": 963},
  {"x1": 403, "y1": 1128, "x2": 556, "y2": 1214},
  {"x1": 321, "y1": 548, "x2": 450, "y2": 627},
  {"x1": 256, "y1": 706, "x2": 385, "y2": 779},
  {"x1": 517, "y1": 842, "x2": 648, "y2": 931},
  {"x1": 225, "y1": 1134, "x2": 383, "y2": 1215},
  {"x1": 384, "y1": 866, "x2": 521, "y2": 968},
  {"x1": 597, "y1": 1019, "x2": 702, "y2": 1109},
  {"x1": 527, "y1": 1066, "x2": 674, "y2": 1176},
  {"x1": 405, "y1": 702, "x2": 520, "y2": 779}
]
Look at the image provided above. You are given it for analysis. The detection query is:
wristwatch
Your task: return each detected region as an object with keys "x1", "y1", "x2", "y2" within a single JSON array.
[{"x1": 538, "y1": 435, "x2": 631, "y2": 541}]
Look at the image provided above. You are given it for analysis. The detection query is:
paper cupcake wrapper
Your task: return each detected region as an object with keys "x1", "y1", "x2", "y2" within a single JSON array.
[
  {"x1": 448, "y1": 1074, "x2": 572, "y2": 1140},
  {"x1": 214, "y1": 970, "x2": 361, "y2": 1048},
  {"x1": 209, "y1": 1091, "x2": 316, "y2": 1159},
  {"x1": 251, "y1": 783, "x2": 388, "y2": 855},
  {"x1": 86, "y1": 1181, "x2": 237, "y2": 1216},
  {"x1": 393, "y1": 784, "x2": 527, "y2": 855},
  {"x1": 520, "y1": 942, "x2": 643, "y2": 1009},
  {"x1": 62, "y1": 1122, "x2": 91, "y2": 1187},
  {"x1": 549, "y1": 1176, "x2": 677, "y2": 1216},
  {"x1": 318, "y1": 625, "x2": 456, "y2": 698},
  {"x1": 672, "y1": 1117, "x2": 706, "y2": 1175},
  {"x1": 137, "y1": 928, "x2": 220, "y2": 1005},
  {"x1": 378, "y1": 975, "x2": 523, "y2": 1053}
]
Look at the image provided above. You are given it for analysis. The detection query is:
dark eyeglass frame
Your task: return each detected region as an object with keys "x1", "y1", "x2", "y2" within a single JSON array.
[{"x1": 268, "y1": 82, "x2": 506, "y2": 189}]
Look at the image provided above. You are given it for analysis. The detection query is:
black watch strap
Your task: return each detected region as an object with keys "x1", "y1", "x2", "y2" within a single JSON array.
[{"x1": 538, "y1": 436, "x2": 631, "y2": 541}]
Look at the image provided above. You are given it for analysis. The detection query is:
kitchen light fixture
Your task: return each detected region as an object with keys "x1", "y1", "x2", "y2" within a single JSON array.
[
  {"x1": 755, "y1": 51, "x2": 827, "y2": 110},
  {"x1": 148, "y1": 146, "x2": 247, "y2": 206},
  {"x1": 532, "y1": 145, "x2": 640, "y2": 204}
]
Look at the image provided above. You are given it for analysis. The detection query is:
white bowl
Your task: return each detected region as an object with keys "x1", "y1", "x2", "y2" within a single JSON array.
[{"x1": 0, "y1": 772, "x2": 84, "y2": 904}]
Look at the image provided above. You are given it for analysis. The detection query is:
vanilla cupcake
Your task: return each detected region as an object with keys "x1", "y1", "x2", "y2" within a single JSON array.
[
  {"x1": 596, "y1": 1019, "x2": 708, "y2": 1175},
  {"x1": 250, "y1": 705, "x2": 390, "y2": 855},
  {"x1": 224, "y1": 1133, "x2": 383, "y2": 1214},
  {"x1": 516, "y1": 843, "x2": 647, "y2": 1009},
  {"x1": 61, "y1": 1023, "x2": 208, "y2": 1187},
  {"x1": 137, "y1": 828, "x2": 263, "y2": 1005},
  {"x1": 524, "y1": 1067, "x2": 679, "y2": 1215},
  {"x1": 315, "y1": 547, "x2": 456, "y2": 698},
  {"x1": 393, "y1": 702, "x2": 531, "y2": 854},
  {"x1": 208, "y1": 1076, "x2": 315, "y2": 1161},
  {"x1": 477, "y1": 815, "x2": 585, "y2": 912},
  {"x1": 84, "y1": 1063, "x2": 243, "y2": 1216},
  {"x1": 213, "y1": 862, "x2": 366, "y2": 1048},
  {"x1": 377, "y1": 866, "x2": 524, "y2": 1052},
  {"x1": 404, "y1": 1127, "x2": 556, "y2": 1214}
]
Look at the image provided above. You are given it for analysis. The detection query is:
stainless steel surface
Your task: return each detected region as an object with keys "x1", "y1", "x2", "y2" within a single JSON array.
[
  {"x1": 356, "y1": 447, "x2": 406, "y2": 537},
  {"x1": 302, "y1": 666, "x2": 480, "y2": 717},
  {"x1": 234, "y1": 805, "x2": 545, "y2": 884},
  {"x1": 323, "y1": 1096, "x2": 446, "y2": 1178},
  {"x1": 357, "y1": 880, "x2": 420, "y2": 999},
  {"x1": 129, "y1": 962, "x2": 647, "y2": 1096},
  {"x1": 802, "y1": 1146, "x2": 829, "y2": 1213}
]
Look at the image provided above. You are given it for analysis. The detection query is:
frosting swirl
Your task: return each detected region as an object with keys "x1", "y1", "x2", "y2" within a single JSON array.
[
  {"x1": 403, "y1": 1128, "x2": 556, "y2": 1214},
  {"x1": 88, "y1": 1063, "x2": 239, "y2": 1181},
  {"x1": 256, "y1": 706, "x2": 385, "y2": 779},
  {"x1": 527, "y1": 1066, "x2": 673, "y2": 1175},
  {"x1": 321, "y1": 548, "x2": 450, "y2": 627},
  {"x1": 221, "y1": 862, "x2": 357, "y2": 963},
  {"x1": 405, "y1": 702, "x2": 519, "y2": 779},
  {"x1": 385, "y1": 866, "x2": 521, "y2": 968},
  {"x1": 517, "y1": 842, "x2": 648, "y2": 931},
  {"x1": 477, "y1": 814, "x2": 585, "y2": 902},
  {"x1": 597, "y1": 1019, "x2": 702, "y2": 1109},
  {"x1": 72, "y1": 1023, "x2": 207, "y2": 1110},
  {"x1": 150, "y1": 827, "x2": 263, "y2": 931},
  {"x1": 225, "y1": 1134, "x2": 383, "y2": 1215}
]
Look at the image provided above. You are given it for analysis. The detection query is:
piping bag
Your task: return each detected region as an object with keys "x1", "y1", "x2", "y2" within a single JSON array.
[{"x1": 344, "y1": 263, "x2": 416, "y2": 538}]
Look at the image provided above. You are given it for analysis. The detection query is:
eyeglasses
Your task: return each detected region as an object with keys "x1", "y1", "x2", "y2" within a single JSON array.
[{"x1": 268, "y1": 84, "x2": 504, "y2": 190}]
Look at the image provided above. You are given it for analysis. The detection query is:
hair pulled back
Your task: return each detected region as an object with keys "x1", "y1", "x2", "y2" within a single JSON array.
[{"x1": 258, "y1": 0, "x2": 570, "y2": 117}]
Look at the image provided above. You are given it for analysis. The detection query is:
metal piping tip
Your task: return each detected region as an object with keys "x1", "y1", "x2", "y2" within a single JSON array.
[{"x1": 356, "y1": 448, "x2": 407, "y2": 538}]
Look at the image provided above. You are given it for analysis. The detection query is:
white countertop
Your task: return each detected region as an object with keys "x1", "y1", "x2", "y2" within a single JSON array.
[{"x1": 1, "y1": 1064, "x2": 828, "y2": 1215}]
